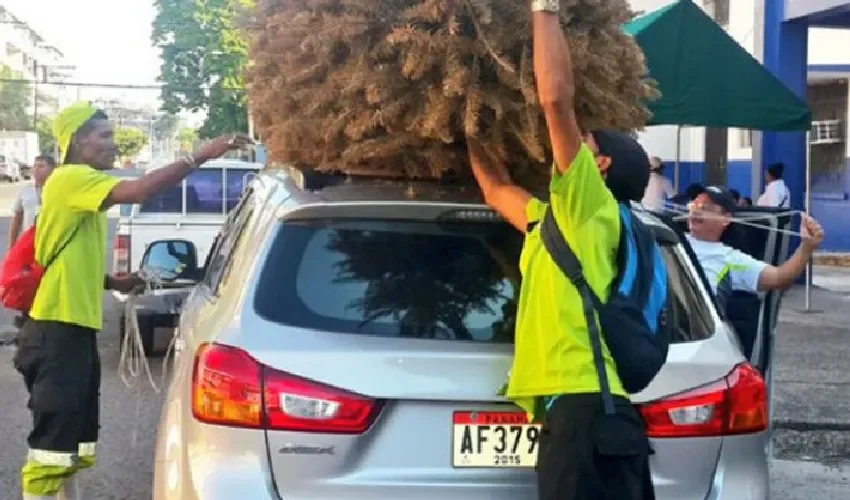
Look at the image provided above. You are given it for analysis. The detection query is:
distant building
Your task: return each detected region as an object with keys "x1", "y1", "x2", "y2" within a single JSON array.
[{"x1": 0, "y1": 5, "x2": 76, "y2": 117}]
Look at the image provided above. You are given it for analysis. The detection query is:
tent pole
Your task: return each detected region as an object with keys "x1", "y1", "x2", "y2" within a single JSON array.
[
  {"x1": 674, "y1": 126, "x2": 682, "y2": 192},
  {"x1": 804, "y1": 130, "x2": 812, "y2": 312}
]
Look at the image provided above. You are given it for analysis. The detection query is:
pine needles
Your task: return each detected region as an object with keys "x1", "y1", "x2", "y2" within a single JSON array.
[{"x1": 248, "y1": 0, "x2": 658, "y2": 184}]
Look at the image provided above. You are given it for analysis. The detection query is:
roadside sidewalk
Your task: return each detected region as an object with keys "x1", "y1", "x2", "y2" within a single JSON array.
[
  {"x1": 773, "y1": 274, "x2": 850, "y2": 460},
  {"x1": 774, "y1": 282, "x2": 850, "y2": 427}
]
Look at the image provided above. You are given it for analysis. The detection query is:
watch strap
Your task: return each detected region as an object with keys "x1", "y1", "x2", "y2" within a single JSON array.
[{"x1": 531, "y1": 0, "x2": 559, "y2": 13}]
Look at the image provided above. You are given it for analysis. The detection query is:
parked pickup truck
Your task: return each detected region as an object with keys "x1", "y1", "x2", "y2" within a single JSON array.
[{"x1": 111, "y1": 159, "x2": 263, "y2": 353}]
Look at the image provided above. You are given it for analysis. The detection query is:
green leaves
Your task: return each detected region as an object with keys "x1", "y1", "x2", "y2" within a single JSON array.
[
  {"x1": 114, "y1": 127, "x2": 150, "y2": 160},
  {"x1": 0, "y1": 64, "x2": 33, "y2": 131},
  {"x1": 36, "y1": 116, "x2": 57, "y2": 156},
  {"x1": 153, "y1": 0, "x2": 251, "y2": 137},
  {"x1": 177, "y1": 126, "x2": 199, "y2": 152}
]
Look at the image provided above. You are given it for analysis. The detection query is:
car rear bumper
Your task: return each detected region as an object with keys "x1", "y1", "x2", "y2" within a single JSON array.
[
  {"x1": 153, "y1": 403, "x2": 279, "y2": 500},
  {"x1": 154, "y1": 429, "x2": 767, "y2": 500},
  {"x1": 705, "y1": 432, "x2": 770, "y2": 500}
]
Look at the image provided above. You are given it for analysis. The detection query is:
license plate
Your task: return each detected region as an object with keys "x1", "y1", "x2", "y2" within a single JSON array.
[{"x1": 452, "y1": 411, "x2": 541, "y2": 468}]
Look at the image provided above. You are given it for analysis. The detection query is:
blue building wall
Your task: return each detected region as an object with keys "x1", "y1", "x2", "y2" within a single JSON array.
[
  {"x1": 727, "y1": 161, "x2": 754, "y2": 198},
  {"x1": 759, "y1": 0, "x2": 850, "y2": 251}
]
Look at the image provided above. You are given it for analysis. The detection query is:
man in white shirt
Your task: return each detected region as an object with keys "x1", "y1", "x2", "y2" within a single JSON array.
[
  {"x1": 687, "y1": 186, "x2": 823, "y2": 304},
  {"x1": 641, "y1": 156, "x2": 674, "y2": 210},
  {"x1": 8, "y1": 155, "x2": 56, "y2": 249},
  {"x1": 757, "y1": 162, "x2": 790, "y2": 208}
]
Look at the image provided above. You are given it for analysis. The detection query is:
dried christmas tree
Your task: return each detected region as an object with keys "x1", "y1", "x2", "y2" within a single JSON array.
[{"x1": 247, "y1": 0, "x2": 657, "y2": 183}]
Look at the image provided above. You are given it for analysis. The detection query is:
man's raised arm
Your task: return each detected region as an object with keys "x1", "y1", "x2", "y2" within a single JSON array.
[
  {"x1": 467, "y1": 137, "x2": 532, "y2": 233},
  {"x1": 102, "y1": 134, "x2": 253, "y2": 209},
  {"x1": 532, "y1": 0, "x2": 582, "y2": 174}
]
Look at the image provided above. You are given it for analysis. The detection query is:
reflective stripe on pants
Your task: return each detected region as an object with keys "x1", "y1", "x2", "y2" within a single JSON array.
[
  {"x1": 22, "y1": 448, "x2": 92, "y2": 497},
  {"x1": 22, "y1": 473, "x2": 81, "y2": 500},
  {"x1": 77, "y1": 443, "x2": 96, "y2": 470}
]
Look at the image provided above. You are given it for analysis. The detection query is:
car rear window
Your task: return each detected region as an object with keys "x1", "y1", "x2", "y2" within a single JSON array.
[
  {"x1": 254, "y1": 219, "x2": 715, "y2": 343},
  {"x1": 140, "y1": 168, "x2": 256, "y2": 214}
]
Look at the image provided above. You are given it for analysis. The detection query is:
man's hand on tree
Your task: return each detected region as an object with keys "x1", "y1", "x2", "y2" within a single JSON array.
[{"x1": 193, "y1": 134, "x2": 254, "y2": 164}]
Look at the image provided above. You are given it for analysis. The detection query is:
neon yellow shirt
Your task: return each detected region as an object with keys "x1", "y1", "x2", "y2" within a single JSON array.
[
  {"x1": 31, "y1": 165, "x2": 120, "y2": 330},
  {"x1": 507, "y1": 144, "x2": 625, "y2": 419}
]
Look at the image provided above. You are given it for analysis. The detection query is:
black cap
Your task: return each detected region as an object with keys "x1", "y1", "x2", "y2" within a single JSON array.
[
  {"x1": 685, "y1": 183, "x2": 706, "y2": 200},
  {"x1": 591, "y1": 130, "x2": 651, "y2": 202},
  {"x1": 703, "y1": 185, "x2": 737, "y2": 213}
]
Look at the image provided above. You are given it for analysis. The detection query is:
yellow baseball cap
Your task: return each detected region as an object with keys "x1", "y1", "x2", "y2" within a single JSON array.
[{"x1": 53, "y1": 101, "x2": 100, "y2": 164}]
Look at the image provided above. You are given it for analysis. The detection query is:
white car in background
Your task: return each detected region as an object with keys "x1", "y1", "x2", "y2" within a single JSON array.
[{"x1": 111, "y1": 159, "x2": 262, "y2": 353}]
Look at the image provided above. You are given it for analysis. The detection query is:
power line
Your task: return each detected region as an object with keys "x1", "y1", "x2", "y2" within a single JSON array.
[{"x1": 0, "y1": 77, "x2": 245, "y2": 91}]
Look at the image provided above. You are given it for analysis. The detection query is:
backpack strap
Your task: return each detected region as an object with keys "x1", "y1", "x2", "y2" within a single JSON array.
[
  {"x1": 540, "y1": 209, "x2": 616, "y2": 415},
  {"x1": 42, "y1": 219, "x2": 83, "y2": 269}
]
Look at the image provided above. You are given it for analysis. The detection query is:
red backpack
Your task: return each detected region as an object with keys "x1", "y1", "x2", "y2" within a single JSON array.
[{"x1": 0, "y1": 224, "x2": 79, "y2": 312}]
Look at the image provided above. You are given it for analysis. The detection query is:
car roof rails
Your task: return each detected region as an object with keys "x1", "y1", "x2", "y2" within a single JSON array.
[
  {"x1": 279, "y1": 163, "x2": 474, "y2": 192},
  {"x1": 279, "y1": 164, "x2": 349, "y2": 191}
]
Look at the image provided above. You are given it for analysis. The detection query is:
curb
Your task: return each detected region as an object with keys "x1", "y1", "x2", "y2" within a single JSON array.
[
  {"x1": 774, "y1": 420, "x2": 850, "y2": 432},
  {"x1": 814, "y1": 254, "x2": 850, "y2": 267}
]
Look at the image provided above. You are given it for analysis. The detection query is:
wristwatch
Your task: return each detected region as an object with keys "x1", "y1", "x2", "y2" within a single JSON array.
[{"x1": 531, "y1": 0, "x2": 559, "y2": 13}]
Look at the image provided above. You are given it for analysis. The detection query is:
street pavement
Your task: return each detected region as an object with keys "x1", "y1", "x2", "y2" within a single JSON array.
[{"x1": 0, "y1": 179, "x2": 848, "y2": 498}]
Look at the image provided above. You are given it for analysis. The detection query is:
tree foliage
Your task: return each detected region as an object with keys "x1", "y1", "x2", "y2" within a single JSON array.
[
  {"x1": 36, "y1": 116, "x2": 57, "y2": 156},
  {"x1": 248, "y1": 0, "x2": 657, "y2": 185},
  {"x1": 152, "y1": 0, "x2": 252, "y2": 138},
  {"x1": 0, "y1": 64, "x2": 32, "y2": 131},
  {"x1": 114, "y1": 127, "x2": 150, "y2": 160},
  {"x1": 178, "y1": 126, "x2": 199, "y2": 151}
]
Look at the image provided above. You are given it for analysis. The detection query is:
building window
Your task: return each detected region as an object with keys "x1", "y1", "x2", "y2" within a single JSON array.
[
  {"x1": 703, "y1": 0, "x2": 729, "y2": 26},
  {"x1": 738, "y1": 129, "x2": 752, "y2": 148}
]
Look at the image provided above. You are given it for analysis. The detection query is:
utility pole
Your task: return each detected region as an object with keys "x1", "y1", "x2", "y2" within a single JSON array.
[{"x1": 33, "y1": 61, "x2": 39, "y2": 130}]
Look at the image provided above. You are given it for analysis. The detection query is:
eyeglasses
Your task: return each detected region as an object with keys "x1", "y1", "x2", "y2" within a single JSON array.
[{"x1": 688, "y1": 201, "x2": 725, "y2": 214}]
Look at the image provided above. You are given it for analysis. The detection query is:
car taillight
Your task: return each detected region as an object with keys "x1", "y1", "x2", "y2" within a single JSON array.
[
  {"x1": 113, "y1": 234, "x2": 131, "y2": 276},
  {"x1": 192, "y1": 343, "x2": 381, "y2": 434},
  {"x1": 639, "y1": 363, "x2": 768, "y2": 438},
  {"x1": 263, "y1": 364, "x2": 382, "y2": 434},
  {"x1": 192, "y1": 343, "x2": 263, "y2": 428}
]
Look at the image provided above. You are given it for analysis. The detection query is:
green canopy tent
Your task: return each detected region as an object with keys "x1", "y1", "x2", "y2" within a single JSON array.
[
  {"x1": 625, "y1": 0, "x2": 811, "y2": 130},
  {"x1": 624, "y1": 0, "x2": 812, "y2": 190}
]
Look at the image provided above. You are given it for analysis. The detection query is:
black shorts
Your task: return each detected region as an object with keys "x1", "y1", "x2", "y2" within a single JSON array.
[
  {"x1": 536, "y1": 393, "x2": 655, "y2": 500},
  {"x1": 13, "y1": 320, "x2": 101, "y2": 457}
]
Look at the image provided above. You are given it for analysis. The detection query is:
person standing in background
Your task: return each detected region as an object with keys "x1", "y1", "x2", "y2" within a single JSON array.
[
  {"x1": 7, "y1": 155, "x2": 57, "y2": 249},
  {"x1": 757, "y1": 162, "x2": 790, "y2": 208},
  {"x1": 641, "y1": 156, "x2": 674, "y2": 210}
]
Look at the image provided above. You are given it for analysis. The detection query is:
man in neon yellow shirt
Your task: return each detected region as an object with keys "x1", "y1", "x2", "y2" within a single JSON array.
[
  {"x1": 13, "y1": 101, "x2": 252, "y2": 500},
  {"x1": 465, "y1": 1, "x2": 654, "y2": 497}
]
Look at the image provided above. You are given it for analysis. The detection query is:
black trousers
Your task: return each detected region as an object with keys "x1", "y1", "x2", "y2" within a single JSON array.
[
  {"x1": 536, "y1": 393, "x2": 655, "y2": 500},
  {"x1": 14, "y1": 320, "x2": 101, "y2": 458}
]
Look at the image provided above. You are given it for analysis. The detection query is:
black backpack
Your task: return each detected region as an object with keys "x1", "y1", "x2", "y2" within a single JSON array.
[{"x1": 540, "y1": 203, "x2": 670, "y2": 414}]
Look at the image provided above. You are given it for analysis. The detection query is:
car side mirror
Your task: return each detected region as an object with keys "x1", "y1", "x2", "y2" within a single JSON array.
[{"x1": 140, "y1": 239, "x2": 199, "y2": 283}]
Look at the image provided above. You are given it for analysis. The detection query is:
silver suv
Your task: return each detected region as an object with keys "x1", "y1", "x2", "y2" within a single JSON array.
[{"x1": 148, "y1": 166, "x2": 786, "y2": 500}]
